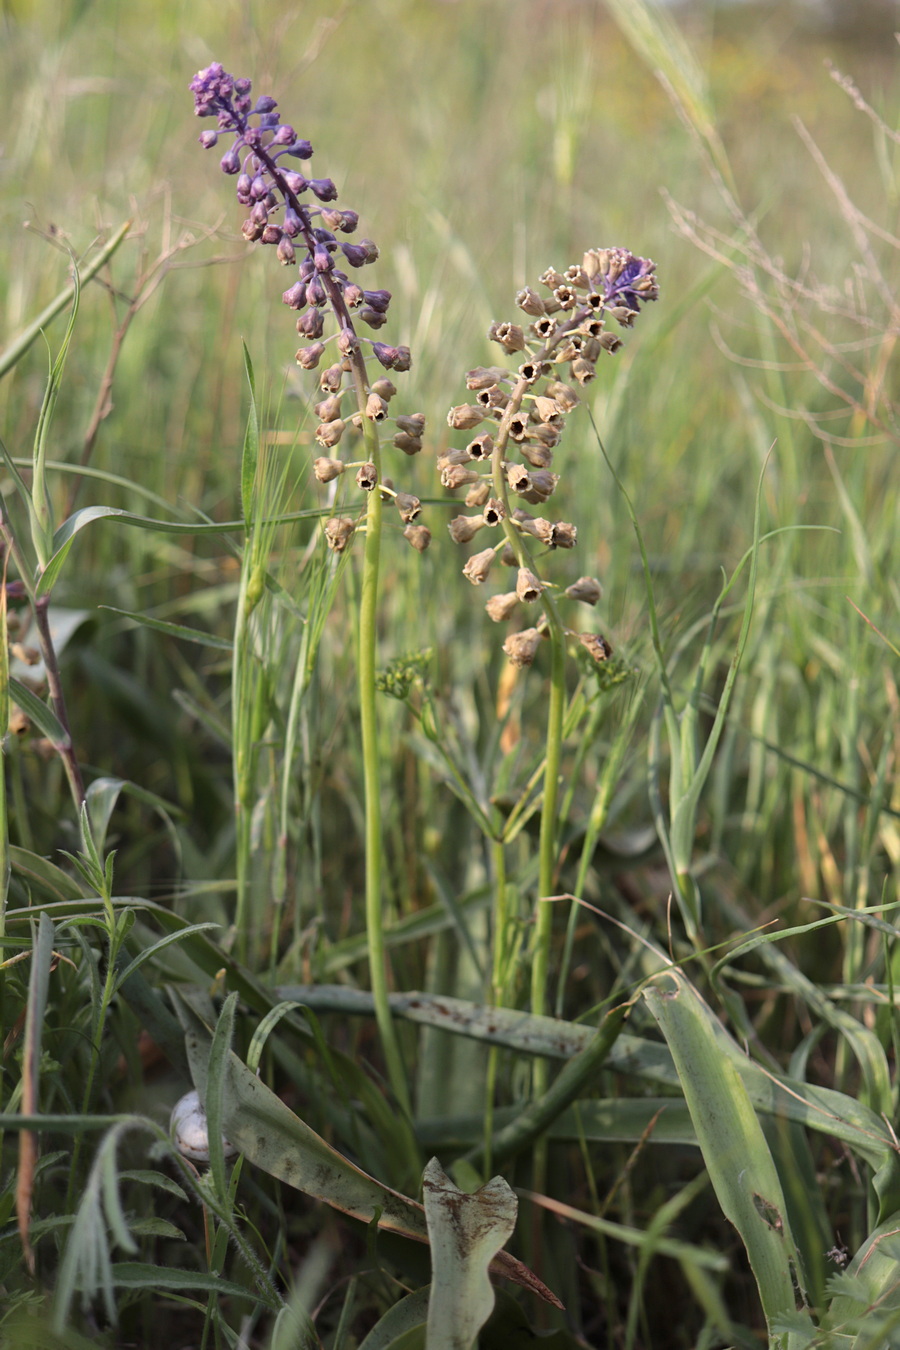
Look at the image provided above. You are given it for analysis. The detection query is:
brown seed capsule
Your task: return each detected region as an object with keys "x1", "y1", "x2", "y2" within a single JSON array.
[
  {"x1": 486, "y1": 591, "x2": 520, "y2": 622},
  {"x1": 529, "y1": 423, "x2": 561, "y2": 449},
  {"x1": 599, "y1": 332, "x2": 623, "y2": 353},
  {"x1": 577, "y1": 632, "x2": 612, "y2": 663},
  {"x1": 488, "y1": 321, "x2": 525, "y2": 353},
  {"x1": 549, "y1": 521, "x2": 577, "y2": 548},
  {"x1": 315, "y1": 419, "x2": 346, "y2": 448},
  {"x1": 503, "y1": 627, "x2": 543, "y2": 667},
  {"x1": 500, "y1": 543, "x2": 518, "y2": 567},
  {"x1": 520, "y1": 442, "x2": 554, "y2": 469},
  {"x1": 462, "y1": 548, "x2": 495, "y2": 585},
  {"x1": 566, "y1": 576, "x2": 603, "y2": 604},
  {"x1": 403, "y1": 524, "x2": 431, "y2": 552},
  {"x1": 482, "y1": 498, "x2": 505, "y2": 527},
  {"x1": 523, "y1": 469, "x2": 558, "y2": 502},
  {"x1": 467, "y1": 432, "x2": 494, "y2": 461},
  {"x1": 448, "y1": 514, "x2": 484, "y2": 544},
  {"x1": 442, "y1": 464, "x2": 480, "y2": 490},
  {"x1": 506, "y1": 464, "x2": 532, "y2": 496},
  {"x1": 531, "y1": 396, "x2": 563, "y2": 424},
  {"x1": 395, "y1": 492, "x2": 421, "y2": 523},
  {"x1": 447, "y1": 404, "x2": 485, "y2": 431},
  {"x1": 466, "y1": 366, "x2": 509, "y2": 390},
  {"x1": 516, "y1": 568, "x2": 543, "y2": 603},
  {"x1": 531, "y1": 316, "x2": 557, "y2": 340},
  {"x1": 437, "y1": 448, "x2": 473, "y2": 471},
  {"x1": 515, "y1": 286, "x2": 546, "y2": 317},
  {"x1": 476, "y1": 386, "x2": 509, "y2": 411},
  {"x1": 545, "y1": 380, "x2": 580, "y2": 411},
  {"x1": 313, "y1": 457, "x2": 344, "y2": 483},
  {"x1": 571, "y1": 357, "x2": 596, "y2": 385},
  {"x1": 507, "y1": 413, "x2": 530, "y2": 442},
  {"x1": 356, "y1": 462, "x2": 378, "y2": 490},
  {"x1": 366, "y1": 393, "x2": 389, "y2": 421},
  {"x1": 324, "y1": 516, "x2": 356, "y2": 552}
]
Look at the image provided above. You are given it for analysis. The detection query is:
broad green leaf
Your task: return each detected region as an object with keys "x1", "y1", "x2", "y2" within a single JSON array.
[
  {"x1": 423, "y1": 1159, "x2": 517, "y2": 1350},
  {"x1": 285, "y1": 986, "x2": 892, "y2": 1169},
  {"x1": 174, "y1": 995, "x2": 560, "y2": 1309},
  {"x1": 644, "y1": 970, "x2": 815, "y2": 1347},
  {"x1": 8, "y1": 847, "x2": 86, "y2": 903}
]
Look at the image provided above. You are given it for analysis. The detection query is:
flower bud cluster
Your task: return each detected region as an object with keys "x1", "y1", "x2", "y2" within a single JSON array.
[
  {"x1": 190, "y1": 62, "x2": 428, "y2": 551},
  {"x1": 442, "y1": 248, "x2": 658, "y2": 665}
]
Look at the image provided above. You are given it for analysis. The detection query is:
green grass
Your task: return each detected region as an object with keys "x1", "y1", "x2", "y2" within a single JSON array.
[{"x1": 1, "y1": 1, "x2": 899, "y2": 1346}]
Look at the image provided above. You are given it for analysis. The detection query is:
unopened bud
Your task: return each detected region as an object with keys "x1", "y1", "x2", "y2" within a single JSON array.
[
  {"x1": 320, "y1": 364, "x2": 344, "y2": 392},
  {"x1": 442, "y1": 464, "x2": 480, "y2": 490},
  {"x1": 396, "y1": 413, "x2": 425, "y2": 436},
  {"x1": 566, "y1": 576, "x2": 603, "y2": 604},
  {"x1": 324, "y1": 516, "x2": 355, "y2": 552},
  {"x1": 465, "y1": 481, "x2": 491, "y2": 509},
  {"x1": 549, "y1": 522, "x2": 577, "y2": 548},
  {"x1": 315, "y1": 419, "x2": 346, "y2": 448},
  {"x1": 296, "y1": 343, "x2": 326, "y2": 369},
  {"x1": 371, "y1": 378, "x2": 397, "y2": 400},
  {"x1": 447, "y1": 404, "x2": 483, "y2": 431},
  {"x1": 544, "y1": 380, "x2": 580, "y2": 411},
  {"x1": 503, "y1": 627, "x2": 543, "y2": 667},
  {"x1": 395, "y1": 493, "x2": 421, "y2": 523},
  {"x1": 486, "y1": 592, "x2": 520, "y2": 622},
  {"x1": 520, "y1": 442, "x2": 554, "y2": 469},
  {"x1": 314, "y1": 457, "x2": 344, "y2": 483},
  {"x1": 403, "y1": 524, "x2": 431, "y2": 552},
  {"x1": 466, "y1": 366, "x2": 509, "y2": 390},
  {"x1": 515, "y1": 286, "x2": 546, "y2": 316},
  {"x1": 462, "y1": 548, "x2": 495, "y2": 585},
  {"x1": 448, "y1": 514, "x2": 484, "y2": 544},
  {"x1": 315, "y1": 394, "x2": 343, "y2": 422},
  {"x1": 297, "y1": 309, "x2": 325, "y2": 339},
  {"x1": 577, "y1": 632, "x2": 612, "y2": 663},
  {"x1": 393, "y1": 431, "x2": 423, "y2": 455}
]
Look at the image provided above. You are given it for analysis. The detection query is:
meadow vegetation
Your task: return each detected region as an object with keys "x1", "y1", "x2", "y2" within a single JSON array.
[{"x1": 1, "y1": 1, "x2": 899, "y2": 1346}]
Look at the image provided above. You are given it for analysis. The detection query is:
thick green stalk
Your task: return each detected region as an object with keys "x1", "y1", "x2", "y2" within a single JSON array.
[{"x1": 352, "y1": 369, "x2": 412, "y2": 1120}]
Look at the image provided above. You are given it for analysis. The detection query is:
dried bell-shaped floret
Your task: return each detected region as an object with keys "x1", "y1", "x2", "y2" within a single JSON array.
[
  {"x1": 462, "y1": 548, "x2": 495, "y2": 585},
  {"x1": 503, "y1": 627, "x2": 543, "y2": 667},
  {"x1": 485, "y1": 592, "x2": 520, "y2": 623}
]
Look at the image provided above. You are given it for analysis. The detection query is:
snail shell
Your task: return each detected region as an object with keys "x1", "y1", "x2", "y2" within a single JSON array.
[{"x1": 170, "y1": 1089, "x2": 238, "y2": 1163}]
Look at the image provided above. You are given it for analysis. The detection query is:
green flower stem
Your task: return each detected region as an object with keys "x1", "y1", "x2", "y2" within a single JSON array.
[
  {"x1": 350, "y1": 361, "x2": 412, "y2": 1121},
  {"x1": 489, "y1": 371, "x2": 570, "y2": 1208}
]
